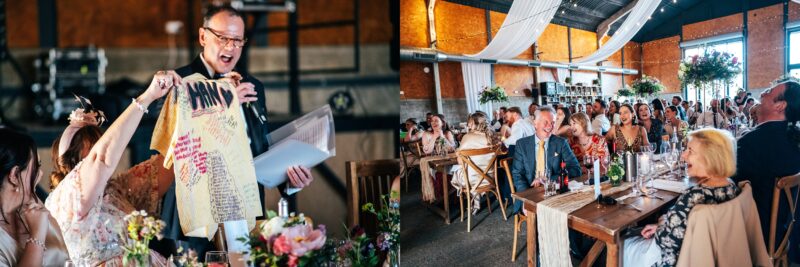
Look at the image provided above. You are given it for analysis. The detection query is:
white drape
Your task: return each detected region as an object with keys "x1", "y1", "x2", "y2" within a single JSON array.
[
  {"x1": 461, "y1": 0, "x2": 562, "y2": 114},
  {"x1": 572, "y1": 0, "x2": 661, "y2": 65}
]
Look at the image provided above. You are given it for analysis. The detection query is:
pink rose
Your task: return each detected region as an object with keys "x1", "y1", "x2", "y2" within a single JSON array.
[
  {"x1": 288, "y1": 255, "x2": 299, "y2": 267},
  {"x1": 732, "y1": 57, "x2": 738, "y2": 65},
  {"x1": 272, "y1": 236, "x2": 292, "y2": 256},
  {"x1": 691, "y1": 55, "x2": 698, "y2": 64},
  {"x1": 281, "y1": 225, "x2": 327, "y2": 257}
]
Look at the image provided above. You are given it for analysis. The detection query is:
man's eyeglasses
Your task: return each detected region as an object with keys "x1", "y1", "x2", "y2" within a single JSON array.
[{"x1": 203, "y1": 27, "x2": 247, "y2": 48}]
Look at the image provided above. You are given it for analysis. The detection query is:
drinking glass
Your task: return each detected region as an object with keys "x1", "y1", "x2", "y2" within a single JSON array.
[
  {"x1": 583, "y1": 155, "x2": 594, "y2": 185},
  {"x1": 206, "y1": 251, "x2": 229, "y2": 267}
]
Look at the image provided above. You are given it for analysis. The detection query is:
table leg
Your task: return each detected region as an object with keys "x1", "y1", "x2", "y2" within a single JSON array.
[
  {"x1": 441, "y1": 166, "x2": 450, "y2": 224},
  {"x1": 580, "y1": 241, "x2": 605, "y2": 267},
  {"x1": 605, "y1": 237, "x2": 623, "y2": 267},
  {"x1": 527, "y1": 210, "x2": 537, "y2": 267}
]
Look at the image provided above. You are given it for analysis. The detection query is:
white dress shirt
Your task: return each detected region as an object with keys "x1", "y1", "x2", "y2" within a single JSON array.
[
  {"x1": 592, "y1": 114, "x2": 611, "y2": 135},
  {"x1": 504, "y1": 117, "x2": 535, "y2": 147},
  {"x1": 696, "y1": 111, "x2": 729, "y2": 129}
]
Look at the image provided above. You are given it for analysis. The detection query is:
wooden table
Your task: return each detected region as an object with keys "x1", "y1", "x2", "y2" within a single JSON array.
[
  {"x1": 421, "y1": 154, "x2": 459, "y2": 224},
  {"x1": 511, "y1": 178, "x2": 695, "y2": 267}
]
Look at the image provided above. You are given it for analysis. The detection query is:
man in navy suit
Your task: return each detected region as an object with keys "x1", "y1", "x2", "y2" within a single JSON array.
[
  {"x1": 511, "y1": 106, "x2": 582, "y2": 215},
  {"x1": 733, "y1": 80, "x2": 800, "y2": 261}
]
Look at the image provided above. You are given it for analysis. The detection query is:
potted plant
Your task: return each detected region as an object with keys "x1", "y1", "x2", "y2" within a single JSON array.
[
  {"x1": 592, "y1": 78, "x2": 600, "y2": 86},
  {"x1": 631, "y1": 75, "x2": 665, "y2": 97},
  {"x1": 616, "y1": 87, "x2": 635, "y2": 98},
  {"x1": 478, "y1": 85, "x2": 509, "y2": 105}
]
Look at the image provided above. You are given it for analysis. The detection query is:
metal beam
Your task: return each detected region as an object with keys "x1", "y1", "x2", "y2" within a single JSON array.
[
  {"x1": 604, "y1": 0, "x2": 628, "y2": 7},
  {"x1": 400, "y1": 47, "x2": 640, "y2": 75},
  {"x1": 597, "y1": 0, "x2": 638, "y2": 37},
  {"x1": 288, "y1": 1, "x2": 301, "y2": 115},
  {"x1": 564, "y1": 5, "x2": 607, "y2": 19}
]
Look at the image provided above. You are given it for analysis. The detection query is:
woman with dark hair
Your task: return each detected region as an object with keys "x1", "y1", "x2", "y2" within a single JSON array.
[
  {"x1": 720, "y1": 97, "x2": 741, "y2": 123},
  {"x1": 606, "y1": 104, "x2": 650, "y2": 153},
  {"x1": 638, "y1": 103, "x2": 666, "y2": 152},
  {"x1": 665, "y1": 106, "x2": 690, "y2": 142},
  {"x1": 44, "y1": 71, "x2": 179, "y2": 265},
  {"x1": 0, "y1": 129, "x2": 69, "y2": 266},
  {"x1": 554, "y1": 106, "x2": 573, "y2": 138},
  {"x1": 402, "y1": 118, "x2": 423, "y2": 142},
  {"x1": 421, "y1": 114, "x2": 456, "y2": 155},
  {"x1": 651, "y1": 98, "x2": 666, "y2": 123},
  {"x1": 688, "y1": 102, "x2": 703, "y2": 128},
  {"x1": 608, "y1": 100, "x2": 622, "y2": 125}
]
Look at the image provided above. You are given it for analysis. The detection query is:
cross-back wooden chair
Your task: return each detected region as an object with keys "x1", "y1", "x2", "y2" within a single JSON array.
[
  {"x1": 768, "y1": 172, "x2": 800, "y2": 267},
  {"x1": 500, "y1": 157, "x2": 526, "y2": 262},
  {"x1": 399, "y1": 140, "x2": 423, "y2": 192},
  {"x1": 455, "y1": 146, "x2": 506, "y2": 232},
  {"x1": 346, "y1": 159, "x2": 401, "y2": 237}
]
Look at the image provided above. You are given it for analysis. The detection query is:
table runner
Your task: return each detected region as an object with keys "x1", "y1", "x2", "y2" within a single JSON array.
[
  {"x1": 537, "y1": 183, "x2": 632, "y2": 267},
  {"x1": 420, "y1": 154, "x2": 456, "y2": 202}
]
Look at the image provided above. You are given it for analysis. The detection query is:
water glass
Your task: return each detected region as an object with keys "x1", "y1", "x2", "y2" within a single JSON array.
[{"x1": 206, "y1": 251, "x2": 229, "y2": 267}]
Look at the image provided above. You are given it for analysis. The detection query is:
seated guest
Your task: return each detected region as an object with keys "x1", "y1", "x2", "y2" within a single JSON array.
[
  {"x1": 0, "y1": 129, "x2": 69, "y2": 266},
  {"x1": 733, "y1": 80, "x2": 800, "y2": 261},
  {"x1": 687, "y1": 102, "x2": 703, "y2": 128},
  {"x1": 568, "y1": 113, "x2": 608, "y2": 173},
  {"x1": 606, "y1": 104, "x2": 650, "y2": 153},
  {"x1": 624, "y1": 128, "x2": 741, "y2": 266},
  {"x1": 734, "y1": 88, "x2": 747, "y2": 107},
  {"x1": 664, "y1": 106, "x2": 690, "y2": 143},
  {"x1": 682, "y1": 101, "x2": 693, "y2": 123},
  {"x1": 402, "y1": 118, "x2": 423, "y2": 142},
  {"x1": 422, "y1": 114, "x2": 456, "y2": 155},
  {"x1": 528, "y1": 102, "x2": 539, "y2": 119},
  {"x1": 502, "y1": 107, "x2": 535, "y2": 156},
  {"x1": 608, "y1": 100, "x2": 622, "y2": 125},
  {"x1": 553, "y1": 106, "x2": 573, "y2": 138},
  {"x1": 584, "y1": 103, "x2": 594, "y2": 118},
  {"x1": 591, "y1": 99, "x2": 611, "y2": 135},
  {"x1": 492, "y1": 107, "x2": 507, "y2": 132},
  {"x1": 451, "y1": 112, "x2": 500, "y2": 214},
  {"x1": 510, "y1": 107, "x2": 581, "y2": 215},
  {"x1": 696, "y1": 99, "x2": 729, "y2": 129},
  {"x1": 420, "y1": 112, "x2": 433, "y2": 131},
  {"x1": 638, "y1": 103, "x2": 665, "y2": 152},
  {"x1": 748, "y1": 103, "x2": 760, "y2": 127},
  {"x1": 671, "y1": 96, "x2": 687, "y2": 121},
  {"x1": 651, "y1": 99, "x2": 666, "y2": 123},
  {"x1": 721, "y1": 98, "x2": 742, "y2": 124},
  {"x1": 44, "y1": 72, "x2": 179, "y2": 265},
  {"x1": 741, "y1": 97, "x2": 756, "y2": 117}
]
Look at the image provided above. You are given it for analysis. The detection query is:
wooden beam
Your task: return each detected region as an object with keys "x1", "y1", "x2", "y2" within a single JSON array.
[{"x1": 596, "y1": 0, "x2": 638, "y2": 38}]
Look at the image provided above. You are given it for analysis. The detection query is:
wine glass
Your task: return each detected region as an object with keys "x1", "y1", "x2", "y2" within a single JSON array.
[
  {"x1": 583, "y1": 155, "x2": 594, "y2": 185},
  {"x1": 206, "y1": 251, "x2": 229, "y2": 267}
]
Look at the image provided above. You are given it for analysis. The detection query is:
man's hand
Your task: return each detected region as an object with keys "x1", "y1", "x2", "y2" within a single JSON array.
[
  {"x1": 236, "y1": 82, "x2": 258, "y2": 104},
  {"x1": 287, "y1": 166, "x2": 314, "y2": 188},
  {"x1": 531, "y1": 178, "x2": 543, "y2": 187}
]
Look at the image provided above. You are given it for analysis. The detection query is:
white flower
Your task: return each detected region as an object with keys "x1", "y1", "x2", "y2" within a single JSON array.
[
  {"x1": 260, "y1": 217, "x2": 285, "y2": 238},
  {"x1": 140, "y1": 210, "x2": 147, "y2": 217}
]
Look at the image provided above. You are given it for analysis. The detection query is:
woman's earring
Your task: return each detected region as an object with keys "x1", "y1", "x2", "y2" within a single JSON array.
[{"x1": 14, "y1": 187, "x2": 18, "y2": 193}]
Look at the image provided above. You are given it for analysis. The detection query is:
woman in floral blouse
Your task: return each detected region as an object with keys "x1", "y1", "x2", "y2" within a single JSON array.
[
  {"x1": 568, "y1": 113, "x2": 608, "y2": 174},
  {"x1": 623, "y1": 128, "x2": 741, "y2": 266}
]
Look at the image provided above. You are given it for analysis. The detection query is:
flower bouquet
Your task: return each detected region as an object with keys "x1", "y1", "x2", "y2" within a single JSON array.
[
  {"x1": 616, "y1": 87, "x2": 635, "y2": 98},
  {"x1": 239, "y1": 211, "x2": 331, "y2": 267},
  {"x1": 631, "y1": 75, "x2": 665, "y2": 97},
  {"x1": 478, "y1": 85, "x2": 509, "y2": 105},
  {"x1": 679, "y1": 50, "x2": 741, "y2": 89},
  {"x1": 120, "y1": 210, "x2": 166, "y2": 267},
  {"x1": 606, "y1": 157, "x2": 625, "y2": 187},
  {"x1": 362, "y1": 192, "x2": 400, "y2": 266}
]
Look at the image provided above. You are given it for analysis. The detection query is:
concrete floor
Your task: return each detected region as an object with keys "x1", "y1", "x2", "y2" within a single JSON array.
[{"x1": 400, "y1": 173, "x2": 530, "y2": 266}]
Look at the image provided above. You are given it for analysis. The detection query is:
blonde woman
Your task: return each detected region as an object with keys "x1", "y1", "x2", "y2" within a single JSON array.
[
  {"x1": 623, "y1": 129, "x2": 741, "y2": 266},
  {"x1": 568, "y1": 113, "x2": 608, "y2": 174},
  {"x1": 451, "y1": 112, "x2": 499, "y2": 214}
]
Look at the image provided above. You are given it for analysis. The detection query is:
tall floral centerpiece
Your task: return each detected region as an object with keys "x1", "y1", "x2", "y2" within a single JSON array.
[
  {"x1": 478, "y1": 84, "x2": 509, "y2": 115},
  {"x1": 679, "y1": 50, "x2": 742, "y2": 103},
  {"x1": 631, "y1": 75, "x2": 665, "y2": 98}
]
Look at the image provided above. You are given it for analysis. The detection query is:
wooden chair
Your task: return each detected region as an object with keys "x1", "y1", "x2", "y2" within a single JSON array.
[
  {"x1": 455, "y1": 146, "x2": 506, "y2": 232},
  {"x1": 399, "y1": 140, "x2": 423, "y2": 192},
  {"x1": 768, "y1": 172, "x2": 800, "y2": 267},
  {"x1": 346, "y1": 159, "x2": 401, "y2": 236},
  {"x1": 501, "y1": 157, "x2": 526, "y2": 262}
]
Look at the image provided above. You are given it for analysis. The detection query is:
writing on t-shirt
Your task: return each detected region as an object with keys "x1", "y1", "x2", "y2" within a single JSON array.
[{"x1": 187, "y1": 81, "x2": 235, "y2": 116}]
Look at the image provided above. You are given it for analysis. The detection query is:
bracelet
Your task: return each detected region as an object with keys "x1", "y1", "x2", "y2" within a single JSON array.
[
  {"x1": 131, "y1": 98, "x2": 149, "y2": 114},
  {"x1": 25, "y1": 237, "x2": 46, "y2": 250}
]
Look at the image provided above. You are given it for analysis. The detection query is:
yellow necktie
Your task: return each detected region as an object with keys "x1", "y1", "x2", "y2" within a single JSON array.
[{"x1": 536, "y1": 140, "x2": 545, "y2": 176}]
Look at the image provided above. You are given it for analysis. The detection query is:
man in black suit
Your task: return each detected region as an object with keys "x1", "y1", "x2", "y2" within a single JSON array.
[
  {"x1": 733, "y1": 80, "x2": 800, "y2": 261},
  {"x1": 510, "y1": 106, "x2": 581, "y2": 215},
  {"x1": 152, "y1": 4, "x2": 314, "y2": 258}
]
